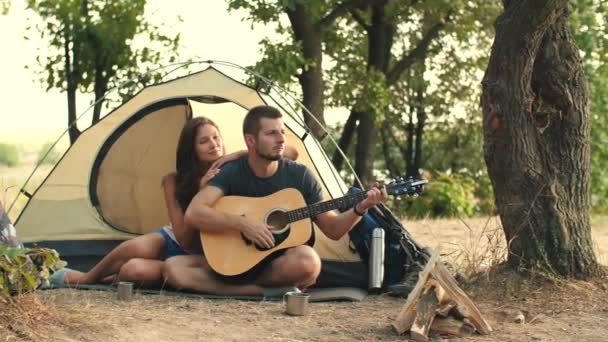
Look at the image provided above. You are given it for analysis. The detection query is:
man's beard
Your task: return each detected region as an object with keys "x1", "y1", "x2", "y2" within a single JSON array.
[{"x1": 256, "y1": 150, "x2": 282, "y2": 161}]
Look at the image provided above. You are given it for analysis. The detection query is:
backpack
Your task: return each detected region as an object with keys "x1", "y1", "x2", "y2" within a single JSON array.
[
  {"x1": 0, "y1": 201, "x2": 22, "y2": 248},
  {"x1": 346, "y1": 188, "x2": 430, "y2": 292}
]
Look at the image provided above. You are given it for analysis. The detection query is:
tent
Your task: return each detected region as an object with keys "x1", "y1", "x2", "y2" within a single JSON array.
[{"x1": 14, "y1": 62, "x2": 366, "y2": 287}]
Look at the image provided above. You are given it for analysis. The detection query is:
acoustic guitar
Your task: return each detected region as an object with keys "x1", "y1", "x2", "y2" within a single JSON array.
[{"x1": 200, "y1": 178, "x2": 427, "y2": 278}]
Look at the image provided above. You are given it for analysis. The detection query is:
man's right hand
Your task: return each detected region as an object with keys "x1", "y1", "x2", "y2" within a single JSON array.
[{"x1": 239, "y1": 217, "x2": 275, "y2": 249}]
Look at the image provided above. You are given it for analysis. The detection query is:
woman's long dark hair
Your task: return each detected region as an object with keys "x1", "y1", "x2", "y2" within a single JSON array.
[{"x1": 174, "y1": 117, "x2": 224, "y2": 211}]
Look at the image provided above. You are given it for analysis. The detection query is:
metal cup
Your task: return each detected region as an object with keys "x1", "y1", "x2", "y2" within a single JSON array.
[
  {"x1": 284, "y1": 292, "x2": 310, "y2": 316},
  {"x1": 117, "y1": 281, "x2": 133, "y2": 301}
]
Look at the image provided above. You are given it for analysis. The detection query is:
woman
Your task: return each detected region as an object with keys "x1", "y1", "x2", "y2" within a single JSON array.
[{"x1": 53, "y1": 116, "x2": 298, "y2": 287}]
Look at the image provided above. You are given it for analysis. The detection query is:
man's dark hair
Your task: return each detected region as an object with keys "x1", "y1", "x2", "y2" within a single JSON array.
[{"x1": 243, "y1": 105, "x2": 282, "y2": 136}]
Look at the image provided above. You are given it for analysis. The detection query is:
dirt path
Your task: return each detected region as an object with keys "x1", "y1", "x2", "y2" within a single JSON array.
[
  {"x1": 4, "y1": 216, "x2": 607, "y2": 341},
  {"x1": 31, "y1": 278, "x2": 608, "y2": 342}
]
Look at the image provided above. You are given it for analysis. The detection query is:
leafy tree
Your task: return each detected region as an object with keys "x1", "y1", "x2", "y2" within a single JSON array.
[
  {"x1": 481, "y1": 0, "x2": 599, "y2": 278},
  {"x1": 26, "y1": 0, "x2": 180, "y2": 144},
  {"x1": 570, "y1": 0, "x2": 608, "y2": 213},
  {"x1": 229, "y1": 1, "x2": 498, "y2": 186},
  {"x1": 327, "y1": 0, "x2": 499, "y2": 185},
  {"x1": 37, "y1": 142, "x2": 61, "y2": 165},
  {"x1": 0, "y1": 143, "x2": 19, "y2": 167},
  {"x1": 1, "y1": 0, "x2": 10, "y2": 14},
  {"x1": 228, "y1": 0, "x2": 364, "y2": 140}
]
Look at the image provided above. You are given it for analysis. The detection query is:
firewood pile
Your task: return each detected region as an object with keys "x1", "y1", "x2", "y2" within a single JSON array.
[{"x1": 392, "y1": 251, "x2": 492, "y2": 341}]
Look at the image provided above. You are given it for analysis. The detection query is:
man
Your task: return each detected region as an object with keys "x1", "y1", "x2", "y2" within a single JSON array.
[{"x1": 162, "y1": 105, "x2": 386, "y2": 296}]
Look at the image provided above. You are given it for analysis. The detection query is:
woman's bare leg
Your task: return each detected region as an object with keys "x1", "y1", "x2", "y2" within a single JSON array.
[
  {"x1": 63, "y1": 233, "x2": 165, "y2": 285},
  {"x1": 161, "y1": 255, "x2": 263, "y2": 295}
]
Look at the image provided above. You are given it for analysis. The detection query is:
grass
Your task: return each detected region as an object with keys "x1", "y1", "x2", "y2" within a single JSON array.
[{"x1": 0, "y1": 294, "x2": 76, "y2": 341}]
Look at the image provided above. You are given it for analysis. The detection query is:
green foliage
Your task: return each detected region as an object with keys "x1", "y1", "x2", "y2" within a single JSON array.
[
  {"x1": 36, "y1": 142, "x2": 61, "y2": 165},
  {"x1": 0, "y1": 143, "x2": 20, "y2": 167},
  {"x1": 245, "y1": 38, "x2": 311, "y2": 91},
  {"x1": 26, "y1": 0, "x2": 181, "y2": 121},
  {"x1": 570, "y1": 0, "x2": 608, "y2": 213},
  {"x1": 404, "y1": 172, "x2": 477, "y2": 219},
  {"x1": 1, "y1": 0, "x2": 9, "y2": 14},
  {"x1": 0, "y1": 245, "x2": 65, "y2": 297},
  {"x1": 423, "y1": 118, "x2": 485, "y2": 175},
  {"x1": 472, "y1": 170, "x2": 496, "y2": 216}
]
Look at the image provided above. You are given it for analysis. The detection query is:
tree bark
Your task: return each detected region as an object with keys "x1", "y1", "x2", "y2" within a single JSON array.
[
  {"x1": 481, "y1": 0, "x2": 599, "y2": 278},
  {"x1": 355, "y1": 111, "x2": 376, "y2": 186},
  {"x1": 405, "y1": 105, "x2": 415, "y2": 177},
  {"x1": 412, "y1": 87, "x2": 426, "y2": 179},
  {"x1": 286, "y1": 5, "x2": 326, "y2": 140},
  {"x1": 380, "y1": 120, "x2": 401, "y2": 177},
  {"x1": 92, "y1": 64, "x2": 108, "y2": 124},
  {"x1": 331, "y1": 110, "x2": 360, "y2": 172},
  {"x1": 64, "y1": 27, "x2": 80, "y2": 144}
]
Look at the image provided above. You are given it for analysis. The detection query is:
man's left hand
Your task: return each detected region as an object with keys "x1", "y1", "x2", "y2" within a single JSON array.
[{"x1": 355, "y1": 182, "x2": 388, "y2": 213}]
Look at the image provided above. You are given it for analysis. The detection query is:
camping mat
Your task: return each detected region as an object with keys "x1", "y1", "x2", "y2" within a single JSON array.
[{"x1": 42, "y1": 283, "x2": 368, "y2": 302}]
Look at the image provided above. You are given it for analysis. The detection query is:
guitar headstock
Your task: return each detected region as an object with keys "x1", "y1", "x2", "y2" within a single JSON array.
[{"x1": 385, "y1": 177, "x2": 428, "y2": 197}]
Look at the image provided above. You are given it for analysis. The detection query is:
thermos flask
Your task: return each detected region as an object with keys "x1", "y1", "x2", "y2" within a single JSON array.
[{"x1": 368, "y1": 228, "x2": 385, "y2": 293}]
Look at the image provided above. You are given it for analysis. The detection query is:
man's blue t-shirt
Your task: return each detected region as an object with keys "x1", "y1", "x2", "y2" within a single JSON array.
[{"x1": 208, "y1": 157, "x2": 323, "y2": 206}]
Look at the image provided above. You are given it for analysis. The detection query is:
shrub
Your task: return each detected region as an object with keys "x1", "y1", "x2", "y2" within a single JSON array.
[
  {"x1": 471, "y1": 170, "x2": 496, "y2": 216},
  {"x1": 37, "y1": 142, "x2": 61, "y2": 165},
  {"x1": 0, "y1": 245, "x2": 65, "y2": 297},
  {"x1": 0, "y1": 143, "x2": 20, "y2": 167},
  {"x1": 404, "y1": 172, "x2": 477, "y2": 219}
]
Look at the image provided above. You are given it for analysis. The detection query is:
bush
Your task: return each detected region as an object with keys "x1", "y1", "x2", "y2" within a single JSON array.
[
  {"x1": 0, "y1": 143, "x2": 20, "y2": 167},
  {"x1": 472, "y1": 170, "x2": 496, "y2": 216},
  {"x1": 0, "y1": 245, "x2": 65, "y2": 297},
  {"x1": 37, "y1": 142, "x2": 61, "y2": 165},
  {"x1": 403, "y1": 172, "x2": 478, "y2": 219}
]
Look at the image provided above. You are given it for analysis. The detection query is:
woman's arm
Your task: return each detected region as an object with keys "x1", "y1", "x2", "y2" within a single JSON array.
[
  {"x1": 210, "y1": 146, "x2": 299, "y2": 170},
  {"x1": 283, "y1": 145, "x2": 299, "y2": 161},
  {"x1": 161, "y1": 173, "x2": 198, "y2": 253}
]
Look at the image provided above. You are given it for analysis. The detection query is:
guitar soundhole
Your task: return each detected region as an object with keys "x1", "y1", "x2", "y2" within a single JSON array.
[
  {"x1": 253, "y1": 209, "x2": 291, "y2": 252},
  {"x1": 266, "y1": 210, "x2": 289, "y2": 232}
]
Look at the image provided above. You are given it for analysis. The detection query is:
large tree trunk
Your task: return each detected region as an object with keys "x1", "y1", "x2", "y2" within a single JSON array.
[
  {"x1": 64, "y1": 28, "x2": 80, "y2": 144},
  {"x1": 412, "y1": 87, "x2": 426, "y2": 179},
  {"x1": 352, "y1": 0, "x2": 393, "y2": 186},
  {"x1": 331, "y1": 110, "x2": 360, "y2": 172},
  {"x1": 287, "y1": 5, "x2": 326, "y2": 140},
  {"x1": 92, "y1": 65, "x2": 108, "y2": 124},
  {"x1": 380, "y1": 119, "x2": 401, "y2": 177},
  {"x1": 481, "y1": 0, "x2": 599, "y2": 278},
  {"x1": 355, "y1": 111, "x2": 376, "y2": 186}
]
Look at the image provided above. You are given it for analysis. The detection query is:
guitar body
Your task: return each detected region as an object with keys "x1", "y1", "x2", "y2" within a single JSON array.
[{"x1": 200, "y1": 188, "x2": 314, "y2": 278}]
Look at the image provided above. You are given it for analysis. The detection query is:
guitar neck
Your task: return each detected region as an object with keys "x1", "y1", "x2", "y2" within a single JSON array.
[{"x1": 285, "y1": 191, "x2": 369, "y2": 223}]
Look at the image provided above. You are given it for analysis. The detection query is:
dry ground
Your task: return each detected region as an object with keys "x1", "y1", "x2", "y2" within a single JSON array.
[{"x1": 2, "y1": 217, "x2": 607, "y2": 342}]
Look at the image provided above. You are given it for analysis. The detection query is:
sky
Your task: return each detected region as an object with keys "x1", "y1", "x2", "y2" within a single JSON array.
[{"x1": 0, "y1": 0, "x2": 294, "y2": 148}]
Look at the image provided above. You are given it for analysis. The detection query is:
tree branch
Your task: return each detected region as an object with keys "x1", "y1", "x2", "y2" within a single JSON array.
[
  {"x1": 319, "y1": 0, "x2": 367, "y2": 29},
  {"x1": 386, "y1": 10, "x2": 452, "y2": 85},
  {"x1": 349, "y1": 8, "x2": 370, "y2": 31}
]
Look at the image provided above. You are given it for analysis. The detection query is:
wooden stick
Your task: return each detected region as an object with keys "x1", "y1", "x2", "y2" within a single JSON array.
[
  {"x1": 431, "y1": 316, "x2": 475, "y2": 338},
  {"x1": 435, "y1": 300, "x2": 457, "y2": 317},
  {"x1": 429, "y1": 262, "x2": 493, "y2": 334},
  {"x1": 392, "y1": 250, "x2": 440, "y2": 334},
  {"x1": 409, "y1": 287, "x2": 440, "y2": 342}
]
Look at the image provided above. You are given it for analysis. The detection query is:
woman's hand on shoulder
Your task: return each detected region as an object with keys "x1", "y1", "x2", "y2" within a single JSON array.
[
  {"x1": 199, "y1": 167, "x2": 220, "y2": 189},
  {"x1": 210, "y1": 150, "x2": 247, "y2": 170},
  {"x1": 161, "y1": 172, "x2": 177, "y2": 188},
  {"x1": 284, "y1": 145, "x2": 299, "y2": 161}
]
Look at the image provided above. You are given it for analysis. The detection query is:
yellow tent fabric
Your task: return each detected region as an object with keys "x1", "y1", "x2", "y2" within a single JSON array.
[{"x1": 15, "y1": 66, "x2": 361, "y2": 264}]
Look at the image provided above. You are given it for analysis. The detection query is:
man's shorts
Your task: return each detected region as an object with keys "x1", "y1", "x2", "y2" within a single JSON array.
[{"x1": 152, "y1": 228, "x2": 188, "y2": 261}]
